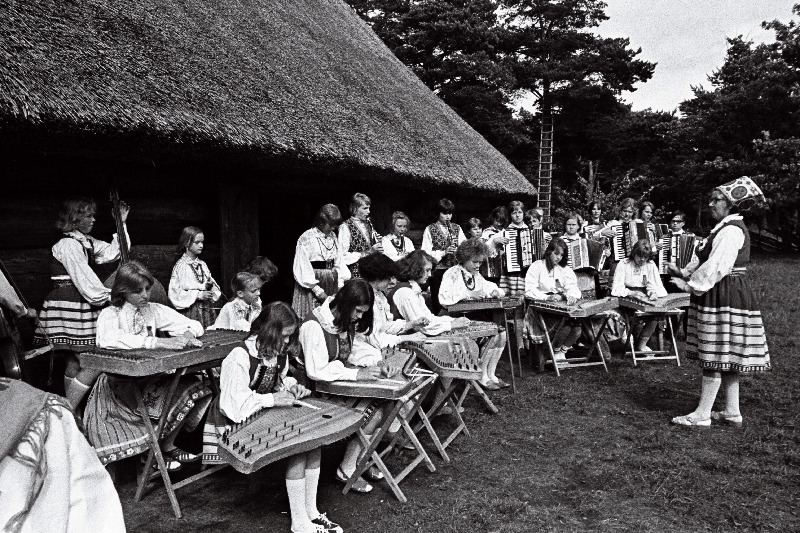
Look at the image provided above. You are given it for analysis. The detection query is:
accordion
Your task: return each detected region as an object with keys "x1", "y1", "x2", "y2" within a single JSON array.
[
  {"x1": 504, "y1": 227, "x2": 547, "y2": 273},
  {"x1": 658, "y1": 233, "x2": 698, "y2": 273},
  {"x1": 566, "y1": 238, "x2": 606, "y2": 272},
  {"x1": 611, "y1": 221, "x2": 649, "y2": 262}
]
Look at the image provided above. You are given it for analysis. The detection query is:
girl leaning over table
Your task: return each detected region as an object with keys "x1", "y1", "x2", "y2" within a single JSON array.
[
  {"x1": 524, "y1": 239, "x2": 583, "y2": 364},
  {"x1": 205, "y1": 301, "x2": 343, "y2": 533},
  {"x1": 84, "y1": 261, "x2": 211, "y2": 471}
]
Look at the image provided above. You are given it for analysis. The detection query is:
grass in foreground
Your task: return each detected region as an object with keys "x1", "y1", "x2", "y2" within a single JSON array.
[{"x1": 122, "y1": 254, "x2": 800, "y2": 533}]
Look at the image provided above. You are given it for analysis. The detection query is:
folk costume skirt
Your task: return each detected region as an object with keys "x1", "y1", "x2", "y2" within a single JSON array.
[
  {"x1": 292, "y1": 268, "x2": 338, "y2": 320},
  {"x1": 179, "y1": 300, "x2": 217, "y2": 329},
  {"x1": 686, "y1": 271, "x2": 770, "y2": 373},
  {"x1": 499, "y1": 272, "x2": 526, "y2": 298},
  {"x1": 33, "y1": 281, "x2": 103, "y2": 351},
  {"x1": 84, "y1": 373, "x2": 212, "y2": 464}
]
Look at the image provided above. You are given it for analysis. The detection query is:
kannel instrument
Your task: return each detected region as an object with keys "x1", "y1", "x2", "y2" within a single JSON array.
[
  {"x1": 527, "y1": 296, "x2": 619, "y2": 318},
  {"x1": 79, "y1": 329, "x2": 243, "y2": 376},
  {"x1": 444, "y1": 295, "x2": 523, "y2": 314},
  {"x1": 218, "y1": 398, "x2": 363, "y2": 475},
  {"x1": 618, "y1": 293, "x2": 690, "y2": 313}
]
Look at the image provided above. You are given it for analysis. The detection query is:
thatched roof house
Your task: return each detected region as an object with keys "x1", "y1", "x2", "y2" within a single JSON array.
[{"x1": 0, "y1": 0, "x2": 532, "y2": 194}]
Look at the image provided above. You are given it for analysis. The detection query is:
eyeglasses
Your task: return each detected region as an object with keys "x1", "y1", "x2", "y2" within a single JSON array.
[{"x1": 709, "y1": 197, "x2": 727, "y2": 204}]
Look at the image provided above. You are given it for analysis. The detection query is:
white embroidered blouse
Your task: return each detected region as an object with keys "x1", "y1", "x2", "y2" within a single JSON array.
[
  {"x1": 680, "y1": 214, "x2": 745, "y2": 295},
  {"x1": 392, "y1": 281, "x2": 453, "y2": 336},
  {"x1": 168, "y1": 253, "x2": 222, "y2": 310},
  {"x1": 210, "y1": 297, "x2": 262, "y2": 332},
  {"x1": 292, "y1": 228, "x2": 350, "y2": 290},
  {"x1": 438, "y1": 265, "x2": 504, "y2": 307},
  {"x1": 96, "y1": 301, "x2": 203, "y2": 350},
  {"x1": 298, "y1": 298, "x2": 360, "y2": 382},
  {"x1": 524, "y1": 260, "x2": 581, "y2": 301}
]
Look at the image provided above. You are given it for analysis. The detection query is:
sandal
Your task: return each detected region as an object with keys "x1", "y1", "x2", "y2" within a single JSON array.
[
  {"x1": 670, "y1": 414, "x2": 711, "y2": 427},
  {"x1": 141, "y1": 454, "x2": 182, "y2": 473},
  {"x1": 364, "y1": 464, "x2": 385, "y2": 482},
  {"x1": 335, "y1": 466, "x2": 373, "y2": 493},
  {"x1": 164, "y1": 448, "x2": 201, "y2": 463},
  {"x1": 710, "y1": 411, "x2": 743, "y2": 427}
]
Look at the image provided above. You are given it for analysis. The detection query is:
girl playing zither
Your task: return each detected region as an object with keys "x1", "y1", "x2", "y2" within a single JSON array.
[
  {"x1": 338, "y1": 193, "x2": 383, "y2": 278},
  {"x1": 421, "y1": 198, "x2": 466, "y2": 315},
  {"x1": 524, "y1": 239, "x2": 583, "y2": 364},
  {"x1": 84, "y1": 261, "x2": 211, "y2": 470},
  {"x1": 438, "y1": 238, "x2": 509, "y2": 390},
  {"x1": 292, "y1": 204, "x2": 351, "y2": 320},
  {"x1": 299, "y1": 279, "x2": 400, "y2": 494},
  {"x1": 207, "y1": 302, "x2": 343, "y2": 533},
  {"x1": 33, "y1": 197, "x2": 130, "y2": 412}
]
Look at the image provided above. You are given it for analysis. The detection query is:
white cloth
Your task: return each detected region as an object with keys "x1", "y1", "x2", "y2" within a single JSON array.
[
  {"x1": 681, "y1": 214, "x2": 745, "y2": 295},
  {"x1": 0, "y1": 403, "x2": 125, "y2": 533},
  {"x1": 292, "y1": 228, "x2": 350, "y2": 290},
  {"x1": 421, "y1": 223, "x2": 466, "y2": 263},
  {"x1": 481, "y1": 227, "x2": 506, "y2": 259},
  {"x1": 168, "y1": 253, "x2": 221, "y2": 310},
  {"x1": 0, "y1": 269, "x2": 26, "y2": 317},
  {"x1": 338, "y1": 218, "x2": 377, "y2": 266},
  {"x1": 524, "y1": 260, "x2": 581, "y2": 301},
  {"x1": 611, "y1": 258, "x2": 668, "y2": 298},
  {"x1": 218, "y1": 337, "x2": 298, "y2": 422},
  {"x1": 51, "y1": 229, "x2": 128, "y2": 305},
  {"x1": 350, "y1": 291, "x2": 408, "y2": 366},
  {"x1": 438, "y1": 265, "x2": 504, "y2": 307},
  {"x1": 96, "y1": 301, "x2": 203, "y2": 349},
  {"x1": 392, "y1": 281, "x2": 453, "y2": 336},
  {"x1": 381, "y1": 235, "x2": 414, "y2": 261},
  {"x1": 210, "y1": 297, "x2": 262, "y2": 332},
  {"x1": 299, "y1": 299, "x2": 360, "y2": 382}
]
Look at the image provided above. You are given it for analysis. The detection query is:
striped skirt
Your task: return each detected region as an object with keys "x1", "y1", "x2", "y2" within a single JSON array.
[
  {"x1": 84, "y1": 373, "x2": 212, "y2": 464},
  {"x1": 179, "y1": 300, "x2": 218, "y2": 329},
  {"x1": 686, "y1": 272, "x2": 770, "y2": 373},
  {"x1": 499, "y1": 272, "x2": 526, "y2": 297},
  {"x1": 292, "y1": 268, "x2": 338, "y2": 320},
  {"x1": 33, "y1": 281, "x2": 103, "y2": 351}
]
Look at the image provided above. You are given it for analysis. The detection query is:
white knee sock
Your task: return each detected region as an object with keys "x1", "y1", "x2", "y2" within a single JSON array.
[
  {"x1": 286, "y1": 478, "x2": 312, "y2": 532},
  {"x1": 65, "y1": 376, "x2": 90, "y2": 413},
  {"x1": 304, "y1": 467, "x2": 321, "y2": 520}
]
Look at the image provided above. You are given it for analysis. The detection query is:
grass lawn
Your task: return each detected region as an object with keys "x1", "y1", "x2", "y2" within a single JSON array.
[{"x1": 121, "y1": 254, "x2": 799, "y2": 532}]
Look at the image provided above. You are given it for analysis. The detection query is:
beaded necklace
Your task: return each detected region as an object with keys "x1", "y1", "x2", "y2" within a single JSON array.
[{"x1": 460, "y1": 267, "x2": 476, "y2": 290}]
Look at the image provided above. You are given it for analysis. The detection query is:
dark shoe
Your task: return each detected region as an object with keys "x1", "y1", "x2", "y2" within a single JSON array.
[
  {"x1": 363, "y1": 464, "x2": 385, "y2": 481},
  {"x1": 480, "y1": 381, "x2": 501, "y2": 391},
  {"x1": 311, "y1": 512, "x2": 343, "y2": 533},
  {"x1": 165, "y1": 448, "x2": 201, "y2": 463},
  {"x1": 141, "y1": 454, "x2": 181, "y2": 473}
]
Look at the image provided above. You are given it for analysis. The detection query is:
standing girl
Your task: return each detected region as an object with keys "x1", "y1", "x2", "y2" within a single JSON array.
[
  {"x1": 421, "y1": 198, "x2": 466, "y2": 315},
  {"x1": 85, "y1": 261, "x2": 211, "y2": 469},
  {"x1": 210, "y1": 302, "x2": 343, "y2": 533},
  {"x1": 584, "y1": 200, "x2": 606, "y2": 237},
  {"x1": 500, "y1": 201, "x2": 538, "y2": 297},
  {"x1": 338, "y1": 193, "x2": 383, "y2": 278},
  {"x1": 479, "y1": 206, "x2": 509, "y2": 284},
  {"x1": 668, "y1": 177, "x2": 769, "y2": 427},
  {"x1": 34, "y1": 197, "x2": 129, "y2": 411},
  {"x1": 169, "y1": 226, "x2": 222, "y2": 328},
  {"x1": 292, "y1": 204, "x2": 351, "y2": 320},
  {"x1": 381, "y1": 211, "x2": 414, "y2": 261}
]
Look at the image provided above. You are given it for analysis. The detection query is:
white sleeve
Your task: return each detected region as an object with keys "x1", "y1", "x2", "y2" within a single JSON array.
[
  {"x1": 476, "y1": 274, "x2": 503, "y2": 297},
  {"x1": 168, "y1": 261, "x2": 201, "y2": 310},
  {"x1": 421, "y1": 227, "x2": 445, "y2": 262},
  {"x1": 210, "y1": 302, "x2": 250, "y2": 332},
  {"x1": 687, "y1": 226, "x2": 744, "y2": 295},
  {"x1": 219, "y1": 347, "x2": 275, "y2": 422},
  {"x1": 646, "y1": 262, "x2": 668, "y2": 297},
  {"x1": 335, "y1": 239, "x2": 351, "y2": 289},
  {"x1": 562, "y1": 267, "x2": 582, "y2": 300},
  {"x1": 52, "y1": 239, "x2": 111, "y2": 306},
  {"x1": 393, "y1": 288, "x2": 452, "y2": 336},
  {"x1": 349, "y1": 333, "x2": 384, "y2": 367},
  {"x1": 293, "y1": 237, "x2": 320, "y2": 289},
  {"x1": 456, "y1": 227, "x2": 467, "y2": 245},
  {"x1": 203, "y1": 261, "x2": 222, "y2": 301},
  {"x1": 0, "y1": 270, "x2": 26, "y2": 316},
  {"x1": 299, "y1": 321, "x2": 359, "y2": 382},
  {"x1": 96, "y1": 307, "x2": 153, "y2": 350},
  {"x1": 524, "y1": 262, "x2": 549, "y2": 300},
  {"x1": 89, "y1": 227, "x2": 128, "y2": 265},
  {"x1": 153, "y1": 303, "x2": 204, "y2": 338},
  {"x1": 339, "y1": 223, "x2": 360, "y2": 266},
  {"x1": 611, "y1": 260, "x2": 632, "y2": 297},
  {"x1": 438, "y1": 267, "x2": 464, "y2": 307}
]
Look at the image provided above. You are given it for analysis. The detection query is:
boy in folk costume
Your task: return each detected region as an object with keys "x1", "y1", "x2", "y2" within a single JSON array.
[
  {"x1": 421, "y1": 198, "x2": 466, "y2": 315},
  {"x1": 338, "y1": 192, "x2": 383, "y2": 279},
  {"x1": 210, "y1": 272, "x2": 264, "y2": 332}
]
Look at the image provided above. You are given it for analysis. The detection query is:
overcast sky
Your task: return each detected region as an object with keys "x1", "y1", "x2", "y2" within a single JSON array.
[{"x1": 596, "y1": 0, "x2": 795, "y2": 112}]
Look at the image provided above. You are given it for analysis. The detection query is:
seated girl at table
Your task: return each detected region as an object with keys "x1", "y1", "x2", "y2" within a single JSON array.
[
  {"x1": 611, "y1": 239, "x2": 667, "y2": 353},
  {"x1": 211, "y1": 302, "x2": 342, "y2": 533},
  {"x1": 299, "y1": 279, "x2": 397, "y2": 494},
  {"x1": 524, "y1": 240, "x2": 582, "y2": 363},
  {"x1": 349, "y1": 253, "x2": 427, "y2": 367},
  {"x1": 439, "y1": 238, "x2": 509, "y2": 389},
  {"x1": 84, "y1": 261, "x2": 212, "y2": 470},
  {"x1": 169, "y1": 226, "x2": 222, "y2": 328},
  {"x1": 210, "y1": 272, "x2": 264, "y2": 332}
]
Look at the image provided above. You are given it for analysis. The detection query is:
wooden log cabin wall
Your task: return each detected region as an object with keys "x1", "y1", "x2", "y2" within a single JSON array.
[{"x1": 0, "y1": 155, "x2": 530, "y2": 313}]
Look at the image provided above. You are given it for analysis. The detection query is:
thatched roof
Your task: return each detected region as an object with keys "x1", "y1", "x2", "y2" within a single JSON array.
[{"x1": 0, "y1": 0, "x2": 534, "y2": 195}]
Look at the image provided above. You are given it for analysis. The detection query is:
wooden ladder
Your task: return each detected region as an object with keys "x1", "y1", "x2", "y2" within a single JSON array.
[{"x1": 537, "y1": 114, "x2": 553, "y2": 218}]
